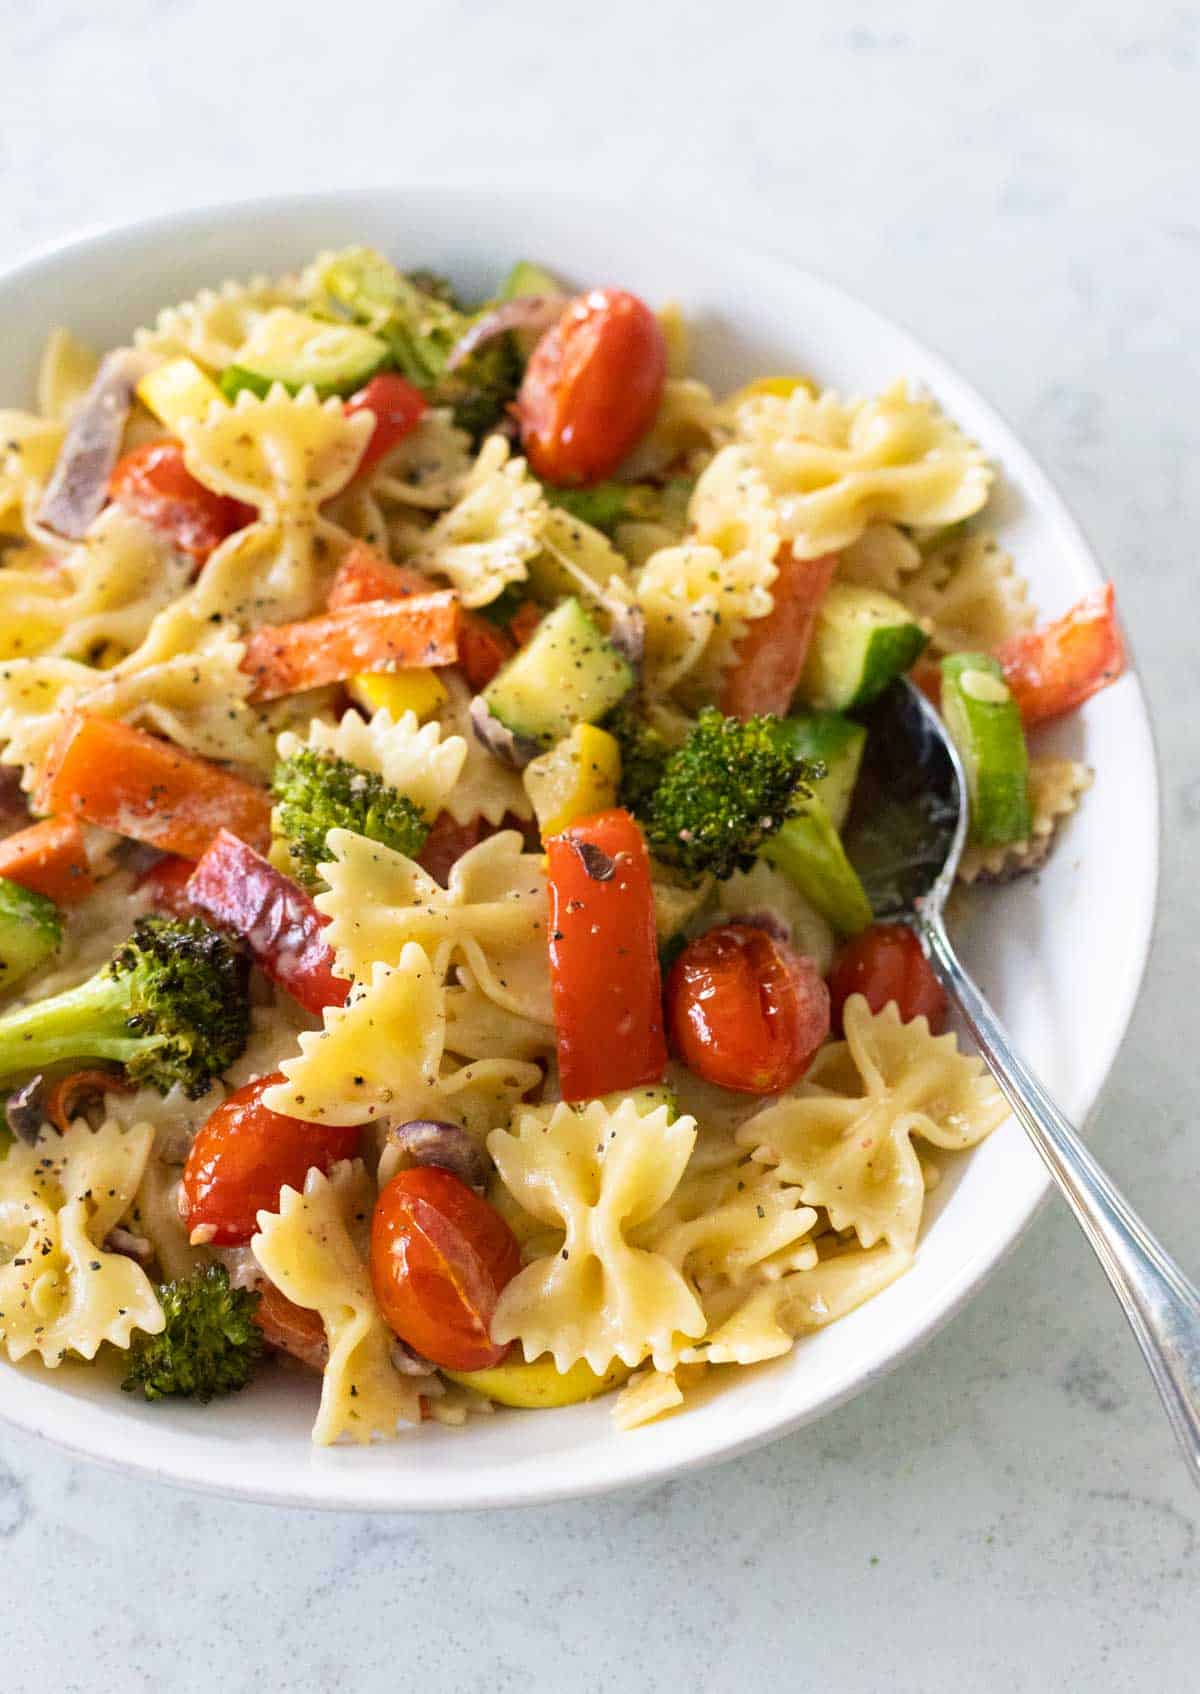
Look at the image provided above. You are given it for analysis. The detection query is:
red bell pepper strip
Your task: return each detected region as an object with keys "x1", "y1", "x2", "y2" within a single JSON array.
[
  {"x1": 0, "y1": 814, "x2": 94, "y2": 904},
  {"x1": 545, "y1": 808, "x2": 667, "y2": 1102},
  {"x1": 326, "y1": 543, "x2": 431, "y2": 610},
  {"x1": 720, "y1": 547, "x2": 839, "y2": 719},
  {"x1": 995, "y1": 583, "x2": 1125, "y2": 728},
  {"x1": 136, "y1": 853, "x2": 199, "y2": 917},
  {"x1": 239, "y1": 593, "x2": 460, "y2": 701},
  {"x1": 186, "y1": 830, "x2": 350, "y2": 1015},
  {"x1": 327, "y1": 541, "x2": 519, "y2": 692},
  {"x1": 35, "y1": 712, "x2": 272, "y2": 859}
]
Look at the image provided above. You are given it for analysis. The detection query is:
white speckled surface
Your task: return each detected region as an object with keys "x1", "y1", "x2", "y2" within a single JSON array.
[{"x1": 1, "y1": 1, "x2": 1197, "y2": 1685}]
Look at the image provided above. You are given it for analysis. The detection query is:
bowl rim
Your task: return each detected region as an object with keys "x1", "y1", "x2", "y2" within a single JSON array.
[{"x1": 0, "y1": 186, "x2": 1161, "y2": 1510}]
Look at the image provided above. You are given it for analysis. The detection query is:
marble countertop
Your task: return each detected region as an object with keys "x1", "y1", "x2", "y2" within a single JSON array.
[{"x1": 1, "y1": 2, "x2": 1197, "y2": 1687}]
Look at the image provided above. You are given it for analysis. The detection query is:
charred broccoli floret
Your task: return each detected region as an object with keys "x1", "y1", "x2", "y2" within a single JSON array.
[
  {"x1": 0, "y1": 915, "x2": 249, "y2": 1099},
  {"x1": 271, "y1": 747, "x2": 428, "y2": 890},
  {"x1": 122, "y1": 1264, "x2": 263, "y2": 1403},
  {"x1": 309, "y1": 246, "x2": 521, "y2": 441},
  {"x1": 640, "y1": 708, "x2": 813, "y2": 881},
  {"x1": 604, "y1": 697, "x2": 673, "y2": 816}
]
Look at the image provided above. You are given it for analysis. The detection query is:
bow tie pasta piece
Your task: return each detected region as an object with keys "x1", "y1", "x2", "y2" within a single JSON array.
[
  {"x1": 134, "y1": 274, "x2": 301, "y2": 371},
  {"x1": 0, "y1": 410, "x2": 67, "y2": 537},
  {"x1": 0, "y1": 621, "x2": 272, "y2": 788},
  {"x1": 409, "y1": 435, "x2": 546, "y2": 608},
  {"x1": 318, "y1": 827, "x2": 552, "y2": 1025},
  {"x1": 358, "y1": 407, "x2": 473, "y2": 513},
  {"x1": 0, "y1": 507, "x2": 191, "y2": 666},
  {"x1": 265, "y1": 950, "x2": 445, "y2": 1127},
  {"x1": 731, "y1": 382, "x2": 992, "y2": 559},
  {"x1": 686, "y1": 1241, "x2": 915, "y2": 1366},
  {"x1": 267, "y1": 946, "x2": 540, "y2": 1138},
  {"x1": 487, "y1": 1099, "x2": 706, "y2": 1374},
  {"x1": 444, "y1": 968, "x2": 556, "y2": 1063},
  {"x1": 737, "y1": 995, "x2": 1008, "y2": 1253},
  {"x1": 435, "y1": 673, "x2": 532, "y2": 828},
  {"x1": 0, "y1": 1119, "x2": 164, "y2": 1366},
  {"x1": 277, "y1": 706, "x2": 468, "y2": 826},
  {"x1": 895, "y1": 531, "x2": 1036, "y2": 654},
  {"x1": 252, "y1": 1162, "x2": 429, "y2": 1444},
  {"x1": 620, "y1": 378, "x2": 727, "y2": 481},
  {"x1": 636, "y1": 445, "x2": 779, "y2": 701},
  {"x1": 177, "y1": 386, "x2": 373, "y2": 626},
  {"x1": 37, "y1": 328, "x2": 102, "y2": 422},
  {"x1": 958, "y1": 756, "x2": 1092, "y2": 886},
  {"x1": 632, "y1": 1158, "x2": 819, "y2": 1297},
  {"x1": 837, "y1": 521, "x2": 923, "y2": 595}
]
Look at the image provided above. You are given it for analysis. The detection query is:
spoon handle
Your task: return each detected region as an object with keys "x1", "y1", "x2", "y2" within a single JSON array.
[{"x1": 919, "y1": 910, "x2": 1200, "y2": 1489}]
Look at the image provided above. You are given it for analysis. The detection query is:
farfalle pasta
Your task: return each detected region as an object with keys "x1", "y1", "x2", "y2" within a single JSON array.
[{"x1": 0, "y1": 243, "x2": 1124, "y2": 1444}]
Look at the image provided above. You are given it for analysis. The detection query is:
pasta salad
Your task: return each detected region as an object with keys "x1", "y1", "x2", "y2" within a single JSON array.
[{"x1": 0, "y1": 248, "x2": 1125, "y2": 1440}]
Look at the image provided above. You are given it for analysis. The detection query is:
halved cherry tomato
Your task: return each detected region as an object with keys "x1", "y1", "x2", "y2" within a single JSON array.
[
  {"x1": 181, "y1": 1075, "x2": 359, "y2": 1247},
  {"x1": 546, "y1": 807, "x2": 667, "y2": 1101},
  {"x1": 827, "y1": 923, "x2": 947, "y2": 1035},
  {"x1": 136, "y1": 853, "x2": 198, "y2": 918},
  {"x1": 108, "y1": 441, "x2": 253, "y2": 563},
  {"x1": 516, "y1": 289, "x2": 667, "y2": 485},
  {"x1": 667, "y1": 922, "x2": 829, "y2": 1095},
  {"x1": 344, "y1": 374, "x2": 429, "y2": 475},
  {"x1": 995, "y1": 583, "x2": 1125, "y2": 728},
  {"x1": 720, "y1": 548, "x2": 839, "y2": 719},
  {"x1": 370, "y1": 1166, "x2": 521, "y2": 1370}
]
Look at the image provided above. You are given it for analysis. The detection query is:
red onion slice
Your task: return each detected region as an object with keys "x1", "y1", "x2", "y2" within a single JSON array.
[
  {"x1": 446, "y1": 295, "x2": 566, "y2": 371},
  {"x1": 387, "y1": 1118, "x2": 492, "y2": 1191},
  {"x1": 37, "y1": 348, "x2": 153, "y2": 539}
]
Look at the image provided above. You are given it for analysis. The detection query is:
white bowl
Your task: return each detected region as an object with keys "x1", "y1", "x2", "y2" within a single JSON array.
[{"x1": 0, "y1": 188, "x2": 1158, "y2": 1510}]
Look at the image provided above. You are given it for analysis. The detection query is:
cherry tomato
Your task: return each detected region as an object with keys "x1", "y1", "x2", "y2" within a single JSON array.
[
  {"x1": 667, "y1": 922, "x2": 829, "y2": 1095},
  {"x1": 827, "y1": 924, "x2": 948, "y2": 1034},
  {"x1": 108, "y1": 441, "x2": 253, "y2": 563},
  {"x1": 516, "y1": 288, "x2": 667, "y2": 485},
  {"x1": 370, "y1": 1166, "x2": 521, "y2": 1370},
  {"x1": 182, "y1": 1075, "x2": 359, "y2": 1247},
  {"x1": 995, "y1": 582, "x2": 1125, "y2": 728},
  {"x1": 344, "y1": 374, "x2": 428, "y2": 474}
]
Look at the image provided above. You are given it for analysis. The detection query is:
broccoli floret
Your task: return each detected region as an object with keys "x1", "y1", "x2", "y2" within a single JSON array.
[
  {"x1": 641, "y1": 708, "x2": 813, "y2": 881},
  {"x1": 309, "y1": 246, "x2": 521, "y2": 442},
  {"x1": 604, "y1": 697, "x2": 673, "y2": 816},
  {"x1": 0, "y1": 915, "x2": 249, "y2": 1099},
  {"x1": 122, "y1": 1264, "x2": 264, "y2": 1403},
  {"x1": 272, "y1": 748, "x2": 428, "y2": 890}
]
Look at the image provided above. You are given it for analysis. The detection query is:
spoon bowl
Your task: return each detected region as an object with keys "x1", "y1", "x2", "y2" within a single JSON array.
[{"x1": 858, "y1": 678, "x2": 1200, "y2": 1489}]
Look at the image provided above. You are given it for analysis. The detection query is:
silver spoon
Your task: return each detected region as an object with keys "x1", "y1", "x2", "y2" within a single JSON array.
[{"x1": 845, "y1": 678, "x2": 1200, "y2": 1487}]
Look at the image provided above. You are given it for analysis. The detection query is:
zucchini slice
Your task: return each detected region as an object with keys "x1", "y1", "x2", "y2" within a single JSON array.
[
  {"x1": 481, "y1": 597, "x2": 634, "y2": 748},
  {"x1": 798, "y1": 583, "x2": 928, "y2": 711},
  {"x1": 940, "y1": 652, "x2": 1031, "y2": 846},
  {"x1": 770, "y1": 711, "x2": 867, "y2": 831},
  {"x1": 220, "y1": 308, "x2": 389, "y2": 401},
  {"x1": 0, "y1": 877, "x2": 61, "y2": 995}
]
